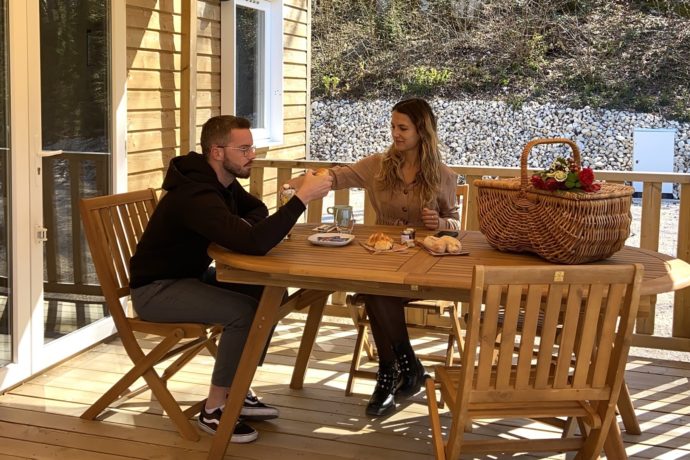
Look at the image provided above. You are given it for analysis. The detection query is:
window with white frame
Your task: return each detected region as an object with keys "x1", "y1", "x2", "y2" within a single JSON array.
[{"x1": 221, "y1": 0, "x2": 283, "y2": 147}]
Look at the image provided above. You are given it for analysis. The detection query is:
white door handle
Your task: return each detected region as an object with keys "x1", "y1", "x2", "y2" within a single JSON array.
[{"x1": 38, "y1": 149, "x2": 63, "y2": 157}]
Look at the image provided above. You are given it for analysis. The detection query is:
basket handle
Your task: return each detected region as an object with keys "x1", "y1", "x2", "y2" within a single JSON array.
[{"x1": 520, "y1": 138, "x2": 581, "y2": 189}]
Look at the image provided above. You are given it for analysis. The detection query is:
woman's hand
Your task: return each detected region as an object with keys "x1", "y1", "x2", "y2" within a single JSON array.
[
  {"x1": 295, "y1": 170, "x2": 333, "y2": 204},
  {"x1": 287, "y1": 168, "x2": 329, "y2": 189},
  {"x1": 422, "y1": 207, "x2": 440, "y2": 230}
]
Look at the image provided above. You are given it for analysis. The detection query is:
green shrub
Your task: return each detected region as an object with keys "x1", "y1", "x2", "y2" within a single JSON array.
[
  {"x1": 405, "y1": 66, "x2": 453, "y2": 94},
  {"x1": 321, "y1": 75, "x2": 341, "y2": 97}
]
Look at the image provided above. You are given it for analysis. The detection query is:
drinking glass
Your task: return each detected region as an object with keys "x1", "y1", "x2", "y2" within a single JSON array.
[{"x1": 335, "y1": 207, "x2": 355, "y2": 234}]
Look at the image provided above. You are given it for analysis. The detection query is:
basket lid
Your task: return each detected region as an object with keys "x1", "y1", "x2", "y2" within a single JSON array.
[{"x1": 474, "y1": 177, "x2": 634, "y2": 201}]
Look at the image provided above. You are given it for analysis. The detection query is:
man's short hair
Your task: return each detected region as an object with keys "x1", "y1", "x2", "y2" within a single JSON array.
[{"x1": 200, "y1": 115, "x2": 251, "y2": 156}]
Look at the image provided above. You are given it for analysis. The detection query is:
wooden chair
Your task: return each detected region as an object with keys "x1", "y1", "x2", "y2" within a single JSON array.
[
  {"x1": 79, "y1": 189, "x2": 221, "y2": 441},
  {"x1": 426, "y1": 263, "x2": 643, "y2": 459},
  {"x1": 344, "y1": 184, "x2": 469, "y2": 396}
]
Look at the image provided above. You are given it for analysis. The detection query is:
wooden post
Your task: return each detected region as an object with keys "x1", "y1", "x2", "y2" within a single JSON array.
[
  {"x1": 640, "y1": 182, "x2": 662, "y2": 251},
  {"x1": 180, "y1": 0, "x2": 198, "y2": 155},
  {"x1": 636, "y1": 182, "x2": 662, "y2": 335},
  {"x1": 674, "y1": 183, "x2": 690, "y2": 338},
  {"x1": 465, "y1": 175, "x2": 481, "y2": 231},
  {"x1": 249, "y1": 167, "x2": 264, "y2": 200}
]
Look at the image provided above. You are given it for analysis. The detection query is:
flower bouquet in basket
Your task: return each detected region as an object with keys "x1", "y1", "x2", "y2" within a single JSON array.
[
  {"x1": 530, "y1": 157, "x2": 601, "y2": 193},
  {"x1": 473, "y1": 138, "x2": 634, "y2": 264}
]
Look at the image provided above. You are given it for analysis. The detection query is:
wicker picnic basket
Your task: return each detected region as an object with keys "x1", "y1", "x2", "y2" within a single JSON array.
[{"x1": 474, "y1": 138, "x2": 634, "y2": 264}]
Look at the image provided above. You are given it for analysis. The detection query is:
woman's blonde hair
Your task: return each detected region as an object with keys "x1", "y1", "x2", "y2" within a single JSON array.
[{"x1": 376, "y1": 98, "x2": 442, "y2": 207}]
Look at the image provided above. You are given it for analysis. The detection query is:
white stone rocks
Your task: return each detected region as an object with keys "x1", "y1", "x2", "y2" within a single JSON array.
[{"x1": 310, "y1": 98, "x2": 690, "y2": 178}]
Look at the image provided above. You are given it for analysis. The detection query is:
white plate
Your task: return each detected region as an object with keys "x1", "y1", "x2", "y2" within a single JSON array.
[{"x1": 307, "y1": 233, "x2": 355, "y2": 247}]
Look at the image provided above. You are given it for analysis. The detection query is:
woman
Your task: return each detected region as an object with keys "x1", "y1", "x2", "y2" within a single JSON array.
[{"x1": 298, "y1": 98, "x2": 460, "y2": 416}]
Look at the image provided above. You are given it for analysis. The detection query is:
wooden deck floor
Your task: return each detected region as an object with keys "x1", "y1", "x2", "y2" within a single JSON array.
[{"x1": 1, "y1": 313, "x2": 689, "y2": 459}]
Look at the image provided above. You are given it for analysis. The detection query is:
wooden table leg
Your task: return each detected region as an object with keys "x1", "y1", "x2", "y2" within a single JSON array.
[
  {"x1": 290, "y1": 295, "x2": 327, "y2": 389},
  {"x1": 207, "y1": 286, "x2": 286, "y2": 460},
  {"x1": 617, "y1": 381, "x2": 642, "y2": 435}
]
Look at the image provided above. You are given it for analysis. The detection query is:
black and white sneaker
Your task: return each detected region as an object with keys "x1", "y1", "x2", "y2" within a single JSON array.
[
  {"x1": 241, "y1": 391, "x2": 280, "y2": 421},
  {"x1": 198, "y1": 404, "x2": 258, "y2": 443}
]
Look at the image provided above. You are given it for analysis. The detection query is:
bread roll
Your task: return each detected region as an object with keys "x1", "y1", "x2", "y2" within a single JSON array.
[
  {"x1": 367, "y1": 232, "x2": 393, "y2": 250},
  {"x1": 441, "y1": 235, "x2": 462, "y2": 253},
  {"x1": 314, "y1": 168, "x2": 330, "y2": 176},
  {"x1": 422, "y1": 235, "x2": 447, "y2": 253}
]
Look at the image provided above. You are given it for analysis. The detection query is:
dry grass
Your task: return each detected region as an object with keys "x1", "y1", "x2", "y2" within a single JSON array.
[{"x1": 312, "y1": 0, "x2": 690, "y2": 121}]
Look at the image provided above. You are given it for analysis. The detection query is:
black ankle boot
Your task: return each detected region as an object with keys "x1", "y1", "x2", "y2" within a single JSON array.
[
  {"x1": 393, "y1": 343, "x2": 426, "y2": 398},
  {"x1": 365, "y1": 362, "x2": 399, "y2": 416}
]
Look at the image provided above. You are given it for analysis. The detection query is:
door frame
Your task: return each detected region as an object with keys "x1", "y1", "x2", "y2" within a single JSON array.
[{"x1": 0, "y1": 0, "x2": 127, "y2": 391}]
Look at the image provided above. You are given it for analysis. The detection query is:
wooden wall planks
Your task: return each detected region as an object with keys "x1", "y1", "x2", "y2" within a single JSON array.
[{"x1": 126, "y1": 0, "x2": 312, "y2": 191}]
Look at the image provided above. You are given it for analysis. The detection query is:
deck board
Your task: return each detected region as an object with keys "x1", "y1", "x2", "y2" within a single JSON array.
[{"x1": 1, "y1": 314, "x2": 689, "y2": 459}]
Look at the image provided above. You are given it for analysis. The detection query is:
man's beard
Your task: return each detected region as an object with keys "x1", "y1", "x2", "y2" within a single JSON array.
[{"x1": 223, "y1": 159, "x2": 251, "y2": 179}]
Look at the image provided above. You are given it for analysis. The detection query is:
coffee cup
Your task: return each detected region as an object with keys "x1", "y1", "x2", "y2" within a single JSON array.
[
  {"x1": 327, "y1": 205, "x2": 354, "y2": 233},
  {"x1": 326, "y1": 204, "x2": 352, "y2": 218}
]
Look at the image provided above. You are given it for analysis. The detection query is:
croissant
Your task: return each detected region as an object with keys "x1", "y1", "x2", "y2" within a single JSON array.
[
  {"x1": 422, "y1": 235, "x2": 447, "y2": 253},
  {"x1": 441, "y1": 235, "x2": 463, "y2": 253},
  {"x1": 368, "y1": 232, "x2": 394, "y2": 250},
  {"x1": 314, "y1": 168, "x2": 330, "y2": 176}
]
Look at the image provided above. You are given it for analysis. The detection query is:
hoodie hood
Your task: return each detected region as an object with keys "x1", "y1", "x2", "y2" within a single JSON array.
[{"x1": 162, "y1": 151, "x2": 223, "y2": 192}]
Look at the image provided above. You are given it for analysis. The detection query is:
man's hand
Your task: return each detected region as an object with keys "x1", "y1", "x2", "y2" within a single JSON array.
[
  {"x1": 422, "y1": 207, "x2": 440, "y2": 230},
  {"x1": 295, "y1": 170, "x2": 333, "y2": 204}
]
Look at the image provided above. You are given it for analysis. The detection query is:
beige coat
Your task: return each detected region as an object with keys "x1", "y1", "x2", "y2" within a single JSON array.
[{"x1": 330, "y1": 154, "x2": 460, "y2": 230}]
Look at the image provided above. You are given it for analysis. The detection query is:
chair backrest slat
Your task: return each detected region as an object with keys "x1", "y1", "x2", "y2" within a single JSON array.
[
  {"x1": 572, "y1": 283, "x2": 605, "y2": 386},
  {"x1": 591, "y1": 284, "x2": 627, "y2": 386},
  {"x1": 514, "y1": 285, "x2": 542, "y2": 388},
  {"x1": 476, "y1": 284, "x2": 502, "y2": 387}
]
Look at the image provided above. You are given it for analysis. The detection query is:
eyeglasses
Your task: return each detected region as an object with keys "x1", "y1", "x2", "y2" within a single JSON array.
[{"x1": 217, "y1": 144, "x2": 256, "y2": 157}]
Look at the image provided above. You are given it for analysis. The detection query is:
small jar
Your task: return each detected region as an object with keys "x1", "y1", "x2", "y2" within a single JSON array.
[
  {"x1": 279, "y1": 184, "x2": 295, "y2": 206},
  {"x1": 280, "y1": 184, "x2": 296, "y2": 240},
  {"x1": 401, "y1": 227, "x2": 416, "y2": 247}
]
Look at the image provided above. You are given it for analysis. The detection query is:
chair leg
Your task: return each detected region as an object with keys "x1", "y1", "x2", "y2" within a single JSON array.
[
  {"x1": 617, "y1": 381, "x2": 641, "y2": 435},
  {"x1": 450, "y1": 302, "x2": 464, "y2": 358},
  {"x1": 204, "y1": 327, "x2": 222, "y2": 358},
  {"x1": 602, "y1": 418, "x2": 627, "y2": 460},
  {"x1": 347, "y1": 294, "x2": 376, "y2": 361},
  {"x1": 140, "y1": 367, "x2": 200, "y2": 441},
  {"x1": 81, "y1": 329, "x2": 185, "y2": 421},
  {"x1": 345, "y1": 323, "x2": 369, "y2": 396},
  {"x1": 425, "y1": 377, "x2": 445, "y2": 460},
  {"x1": 362, "y1": 329, "x2": 377, "y2": 361},
  {"x1": 81, "y1": 329, "x2": 201, "y2": 441},
  {"x1": 161, "y1": 337, "x2": 214, "y2": 382}
]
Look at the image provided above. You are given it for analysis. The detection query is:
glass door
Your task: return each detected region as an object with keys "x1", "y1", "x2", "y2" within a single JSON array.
[
  {"x1": 39, "y1": 0, "x2": 110, "y2": 343},
  {"x1": 0, "y1": 0, "x2": 10, "y2": 368},
  {"x1": 1, "y1": 0, "x2": 119, "y2": 391}
]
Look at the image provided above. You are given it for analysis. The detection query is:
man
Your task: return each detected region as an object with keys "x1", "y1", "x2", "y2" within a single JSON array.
[{"x1": 129, "y1": 115, "x2": 332, "y2": 443}]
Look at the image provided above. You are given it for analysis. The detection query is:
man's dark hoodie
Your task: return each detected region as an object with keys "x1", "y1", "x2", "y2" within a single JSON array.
[{"x1": 129, "y1": 152, "x2": 305, "y2": 288}]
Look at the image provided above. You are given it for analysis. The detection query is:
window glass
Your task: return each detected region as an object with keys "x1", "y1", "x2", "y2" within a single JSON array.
[
  {"x1": 236, "y1": 5, "x2": 265, "y2": 130},
  {"x1": 40, "y1": 0, "x2": 108, "y2": 153}
]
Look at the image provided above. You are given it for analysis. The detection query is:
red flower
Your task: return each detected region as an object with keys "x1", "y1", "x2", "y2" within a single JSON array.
[
  {"x1": 578, "y1": 168, "x2": 594, "y2": 187},
  {"x1": 583, "y1": 182, "x2": 601, "y2": 192},
  {"x1": 545, "y1": 177, "x2": 560, "y2": 191},
  {"x1": 531, "y1": 175, "x2": 545, "y2": 189}
]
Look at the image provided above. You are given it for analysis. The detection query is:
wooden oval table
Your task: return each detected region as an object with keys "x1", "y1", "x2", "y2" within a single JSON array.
[{"x1": 206, "y1": 224, "x2": 690, "y2": 459}]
